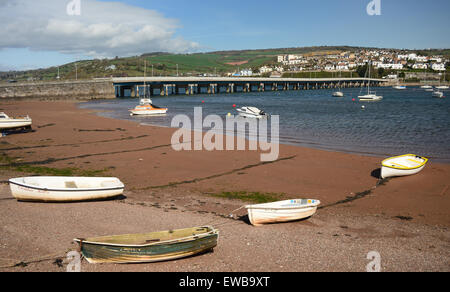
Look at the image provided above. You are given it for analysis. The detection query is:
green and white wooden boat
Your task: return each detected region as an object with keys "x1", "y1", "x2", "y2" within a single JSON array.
[{"x1": 74, "y1": 226, "x2": 219, "y2": 264}]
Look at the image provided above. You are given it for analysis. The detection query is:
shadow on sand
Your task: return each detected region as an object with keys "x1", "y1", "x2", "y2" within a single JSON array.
[{"x1": 371, "y1": 168, "x2": 381, "y2": 179}]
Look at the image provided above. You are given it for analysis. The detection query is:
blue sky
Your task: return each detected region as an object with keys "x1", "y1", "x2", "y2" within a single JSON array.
[{"x1": 1, "y1": 0, "x2": 449, "y2": 71}]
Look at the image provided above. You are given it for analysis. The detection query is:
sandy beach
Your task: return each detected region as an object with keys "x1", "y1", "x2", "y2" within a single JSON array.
[{"x1": 0, "y1": 100, "x2": 449, "y2": 272}]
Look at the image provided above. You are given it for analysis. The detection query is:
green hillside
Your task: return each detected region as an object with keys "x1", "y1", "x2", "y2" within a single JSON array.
[{"x1": 1, "y1": 46, "x2": 449, "y2": 83}]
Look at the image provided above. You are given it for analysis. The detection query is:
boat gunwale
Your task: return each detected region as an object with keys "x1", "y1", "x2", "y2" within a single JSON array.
[
  {"x1": 245, "y1": 200, "x2": 320, "y2": 210},
  {"x1": 74, "y1": 226, "x2": 218, "y2": 248},
  {"x1": 381, "y1": 154, "x2": 428, "y2": 170},
  {"x1": 8, "y1": 177, "x2": 125, "y2": 193}
]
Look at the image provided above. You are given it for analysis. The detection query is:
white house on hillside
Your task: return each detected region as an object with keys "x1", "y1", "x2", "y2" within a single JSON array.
[{"x1": 432, "y1": 63, "x2": 446, "y2": 71}]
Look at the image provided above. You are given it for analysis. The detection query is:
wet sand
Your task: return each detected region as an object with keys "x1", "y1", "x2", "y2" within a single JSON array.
[{"x1": 0, "y1": 101, "x2": 449, "y2": 272}]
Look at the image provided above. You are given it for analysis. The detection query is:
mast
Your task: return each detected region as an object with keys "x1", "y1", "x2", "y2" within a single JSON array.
[
  {"x1": 144, "y1": 60, "x2": 147, "y2": 97},
  {"x1": 367, "y1": 61, "x2": 371, "y2": 95}
]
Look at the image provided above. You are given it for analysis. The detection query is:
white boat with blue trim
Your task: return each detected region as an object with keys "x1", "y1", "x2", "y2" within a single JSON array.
[
  {"x1": 245, "y1": 199, "x2": 320, "y2": 226},
  {"x1": 9, "y1": 177, "x2": 125, "y2": 202}
]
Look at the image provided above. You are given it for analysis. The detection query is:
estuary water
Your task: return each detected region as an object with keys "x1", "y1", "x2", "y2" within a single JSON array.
[{"x1": 79, "y1": 86, "x2": 450, "y2": 162}]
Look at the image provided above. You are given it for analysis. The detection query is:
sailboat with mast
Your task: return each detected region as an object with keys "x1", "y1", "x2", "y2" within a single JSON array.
[
  {"x1": 332, "y1": 71, "x2": 344, "y2": 97},
  {"x1": 358, "y1": 61, "x2": 383, "y2": 102},
  {"x1": 129, "y1": 60, "x2": 168, "y2": 116},
  {"x1": 435, "y1": 71, "x2": 449, "y2": 90}
]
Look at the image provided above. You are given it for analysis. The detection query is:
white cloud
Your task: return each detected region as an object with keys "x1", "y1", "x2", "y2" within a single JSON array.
[{"x1": 0, "y1": 0, "x2": 201, "y2": 58}]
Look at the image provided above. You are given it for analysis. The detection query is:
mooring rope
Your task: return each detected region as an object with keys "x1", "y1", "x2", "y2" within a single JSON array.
[
  {"x1": 203, "y1": 205, "x2": 246, "y2": 227},
  {"x1": 0, "y1": 251, "x2": 69, "y2": 269}
]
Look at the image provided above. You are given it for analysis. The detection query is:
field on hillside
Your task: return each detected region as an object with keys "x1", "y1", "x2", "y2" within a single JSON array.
[{"x1": 1, "y1": 46, "x2": 448, "y2": 82}]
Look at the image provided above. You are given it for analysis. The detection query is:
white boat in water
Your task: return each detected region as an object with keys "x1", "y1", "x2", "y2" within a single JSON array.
[
  {"x1": 381, "y1": 154, "x2": 428, "y2": 179},
  {"x1": 130, "y1": 61, "x2": 168, "y2": 116},
  {"x1": 245, "y1": 199, "x2": 320, "y2": 226},
  {"x1": 393, "y1": 85, "x2": 406, "y2": 90},
  {"x1": 358, "y1": 94, "x2": 383, "y2": 102},
  {"x1": 332, "y1": 71, "x2": 344, "y2": 97},
  {"x1": 358, "y1": 61, "x2": 383, "y2": 102},
  {"x1": 420, "y1": 85, "x2": 433, "y2": 89},
  {"x1": 0, "y1": 112, "x2": 32, "y2": 130},
  {"x1": 332, "y1": 91, "x2": 344, "y2": 97},
  {"x1": 435, "y1": 72, "x2": 448, "y2": 89},
  {"x1": 130, "y1": 98, "x2": 168, "y2": 116},
  {"x1": 236, "y1": 106, "x2": 267, "y2": 119},
  {"x1": 9, "y1": 177, "x2": 125, "y2": 202},
  {"x1": 432, "y1": 91, "x2": 444, "y2": 98}
]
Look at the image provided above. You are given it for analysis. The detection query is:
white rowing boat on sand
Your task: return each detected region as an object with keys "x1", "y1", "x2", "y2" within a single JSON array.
[
  {"x1": 381, "y1": 154, "x2": 428, "y2": 179},
  {"x1": 245, "y1": 199, "x2": 320, "y2": 226},
  {"x1": 9, "y1": 176, "x2": 124, "y2": 202}
]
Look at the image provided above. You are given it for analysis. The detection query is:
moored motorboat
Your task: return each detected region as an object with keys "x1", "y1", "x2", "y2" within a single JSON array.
[
  {"x1": 130, "y1": 98, "x2": 168, "y2": 115},
  {"x1": 358, "y1": 93, "x2": 383, "y2": 102},
  {"x1": 130, "y1": 104, "x2": 168, "y2": 115},
  {"x1": 332, "y1": 91, "x2": 344, "y2": 97},
  {"x1": 333, "y1": 72, "x2": 344, "y2": 97},
  {"x1": 432, "y1": 91, "x2": 444, "y2": 98},
  {"x1": 393, "y1": 85, "x2": 406, "y2": 90},
  {"x1": 420, "y1": 85, "x2": 433, "y2": 89},
  {"x1": 8, "y1": 176, "x2": 124, "y2": 202},
  {"x1": 0, "y1": 112, "x2": 32, "y2": 130},
  {"x1": 74, "y1": 226, "x2": 219, "y2": 264},
  {"x1": 435, "y1": 86, "x2": 449, "y2": 90},
  {"x1": 236, "y1": 106, "x2": 267, "y2": 119},
  {"x1": 381, "y1": 154, "x2": 428, "y2": 179},
  {"x1": 245, "y1": 199, "x2": 320, "y2": 226}
]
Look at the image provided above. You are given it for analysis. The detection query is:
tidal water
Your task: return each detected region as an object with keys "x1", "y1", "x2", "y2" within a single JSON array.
[{"x1": 79, "y1": 87, "x2": 450, "y2": 162}]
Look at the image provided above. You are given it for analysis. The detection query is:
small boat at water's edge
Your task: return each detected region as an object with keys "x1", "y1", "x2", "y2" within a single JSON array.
[
  {"x1": 74, "y1": 226, "x2": 219, "y2": 264},
  {"x1": 0, "y1": 112, "x2": 32, "y2": 130},
  {"x1": 245, "y1": 199, "x2": 320, "y2": 226},
  {"x1": 381, "y1": 154, "x2": 428, "y2": 179},
  {"x1": 9, "y1": 176, "x2": 124, "y2": 202},
  {"x1": 129, "y1": 98, "x2": 168, "y2": 115},
  {"x1": 129, "y1": 103, "x2": 168, "y2": 115}
]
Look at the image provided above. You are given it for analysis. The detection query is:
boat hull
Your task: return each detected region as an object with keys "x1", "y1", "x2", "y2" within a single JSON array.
[
  {"x1": 380, "y1": 154, "x2": 428, "y2": 179},
  {"x1": 8, "y1": 177, "x2": 124, "y2": 202},
  {"x1": 130, "y1": 109, "x2": 168, "y2": 115},
  {"x1": 245, "y1": 199, "x2": 320, "y2": 226},
  {"x1": 332, "y1": 92, "x2": 344, "y2": 97},
  {"x1": 358, "y1": 95, "x2": 383, "y2": 102},
  {"x1": 0, "y1": 119, "x2": 32, "y2": 130},
  {"x1": 381, "y1": 165, "x2": 426, "y2": 179},
  {"x1": 237, "y1": 112, "x2": 265, "y2": 119},
  {"x1": 74, "y1": 226, "x2": 219, "y2": 264},
  {"x1": 432, "y1": 92, "x2": 444, "y2": 98}
]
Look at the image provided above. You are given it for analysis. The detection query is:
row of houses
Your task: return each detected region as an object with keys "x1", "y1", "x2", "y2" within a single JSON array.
[
  {"x1": 227, "y1": 49, "x2": 447, "y2": 77},
  {"x1": 275, "y1": 49, "x2": 448, "y2": 72}
]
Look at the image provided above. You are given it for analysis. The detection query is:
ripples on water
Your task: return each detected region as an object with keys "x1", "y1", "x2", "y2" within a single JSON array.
[{"x1": 79, "y1": 87, "x2": 450, "y2": 162}]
